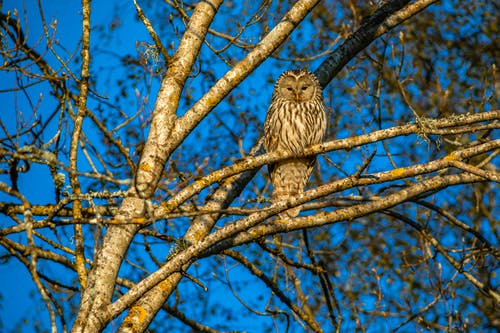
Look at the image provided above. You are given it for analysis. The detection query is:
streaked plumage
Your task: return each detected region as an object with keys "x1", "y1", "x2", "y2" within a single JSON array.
[{"x1": 264, "y1": 69, "x2": 326, "y2": 219}]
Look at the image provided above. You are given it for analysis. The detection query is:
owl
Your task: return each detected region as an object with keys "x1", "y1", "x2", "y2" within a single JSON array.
[{"x1": 264, "y1": 69, "x2": 326, "y2": 219}]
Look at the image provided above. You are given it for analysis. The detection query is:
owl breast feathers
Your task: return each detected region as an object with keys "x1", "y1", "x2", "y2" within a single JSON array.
[{"x1": 264, "y1": 69, "x2": 326, "y2": 219}]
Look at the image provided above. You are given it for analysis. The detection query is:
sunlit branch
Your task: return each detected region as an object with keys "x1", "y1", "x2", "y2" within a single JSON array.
[
  {"x1": 69, "y1": 0, "x2": 92, "y2": 291},
  {"x1": 449, "y1": 160, "x2": 500, "y2": 182},
  {"x1": 135, "y1": 0, "x2": 224, "y2": 198},
  {"x1": 133, "y1": 0, "x2": 170, "y2": 62},
  {"x1": 374, "y1": 0, "x2": 440, "y2": 38},
  {"x1": 158, "y1": 112, "x2": 500, "y2": 217},
  {"x1": 118, "y1": 171, "x2": 259, "y2": 331},
  {"x1": 1, "y1": 236, "x2": 76, "y2": 269},
  {"x1": 206, "y1": 172, "x2": 485, "y2": 256},
  {"x1": 0, "y1": 180, "x2": 30, "y2": 206}
]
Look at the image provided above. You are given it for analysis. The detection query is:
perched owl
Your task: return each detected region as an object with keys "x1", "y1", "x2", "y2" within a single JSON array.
[{"x1": 264, "y1": 69, "x2": 326, "y2": 219}]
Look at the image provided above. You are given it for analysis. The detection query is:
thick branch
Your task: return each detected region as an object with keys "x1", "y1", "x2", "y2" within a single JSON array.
[
  {"x1": 135, "y1": 0, "x2": 224, "y2": 198},
  {"x1": 205, "y1": 145, "x2": 498, "y2": 254},
  {"x1": 157, "y1": 112, "x2": 500, "y2": 217},
  {"x1": 314, "y1": 0, "x2": 438, "y2": 87},
  {"x1": 119, "y1": 170, "x2": 258, "y2": 332}
]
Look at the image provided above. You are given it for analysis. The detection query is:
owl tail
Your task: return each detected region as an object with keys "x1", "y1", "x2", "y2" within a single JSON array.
[{"x1": 270, "y1": 160, "x2": 312, "y2": 220}]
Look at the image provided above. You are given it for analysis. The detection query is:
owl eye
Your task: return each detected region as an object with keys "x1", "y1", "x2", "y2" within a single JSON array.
[
  {"x1": 301, "y1": 86, "x2": 308, "y2": 90},
  {"x1": 286, "y1": 87, "x2": 293, "y2": 91}
]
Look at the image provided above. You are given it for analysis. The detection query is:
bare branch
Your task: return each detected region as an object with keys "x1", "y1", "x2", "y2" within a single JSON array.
[
  {"x1": 225, "y1": 250, "x2": 323, "y2": 332},
  {"x1": 70, "y1": 0, "x2": 92, "y2": 291}
]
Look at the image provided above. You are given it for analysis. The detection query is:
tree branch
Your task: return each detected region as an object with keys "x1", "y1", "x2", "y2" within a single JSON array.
[
  {"x1": 225, "y1": 250, "x2": 323, "y2": 332},
  {"x1": 135, "y1": 0, "x2": 224, "y2": 198},
  {"x1": 314, "y1": 0, "x2": 439, "y2": 87},
  {"x1": 156, "y1": 112, "x2": 500, "y2": 217},
  {"x1": 70, "y1": 0, "x2": 92, "y2": 292}
]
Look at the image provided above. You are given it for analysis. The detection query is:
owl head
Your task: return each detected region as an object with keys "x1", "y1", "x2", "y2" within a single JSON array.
[{"x1": 274, "y1": 69, "x2": 321, "y2": 103}]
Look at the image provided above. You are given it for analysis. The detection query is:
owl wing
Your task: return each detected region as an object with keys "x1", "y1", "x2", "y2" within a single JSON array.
[{"x1": 263, "y1": 101, "x2": 280, "y2": 153}]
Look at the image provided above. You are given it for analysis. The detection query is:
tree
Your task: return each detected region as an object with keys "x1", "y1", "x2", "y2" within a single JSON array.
[{"x1": 1, "y1": 0, "x2": 499, "y2": 332}]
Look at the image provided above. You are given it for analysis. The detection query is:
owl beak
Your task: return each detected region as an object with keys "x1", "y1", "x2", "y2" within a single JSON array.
[{"x1": 294, "y1": 93, "x2": 301, "y2": 102}]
